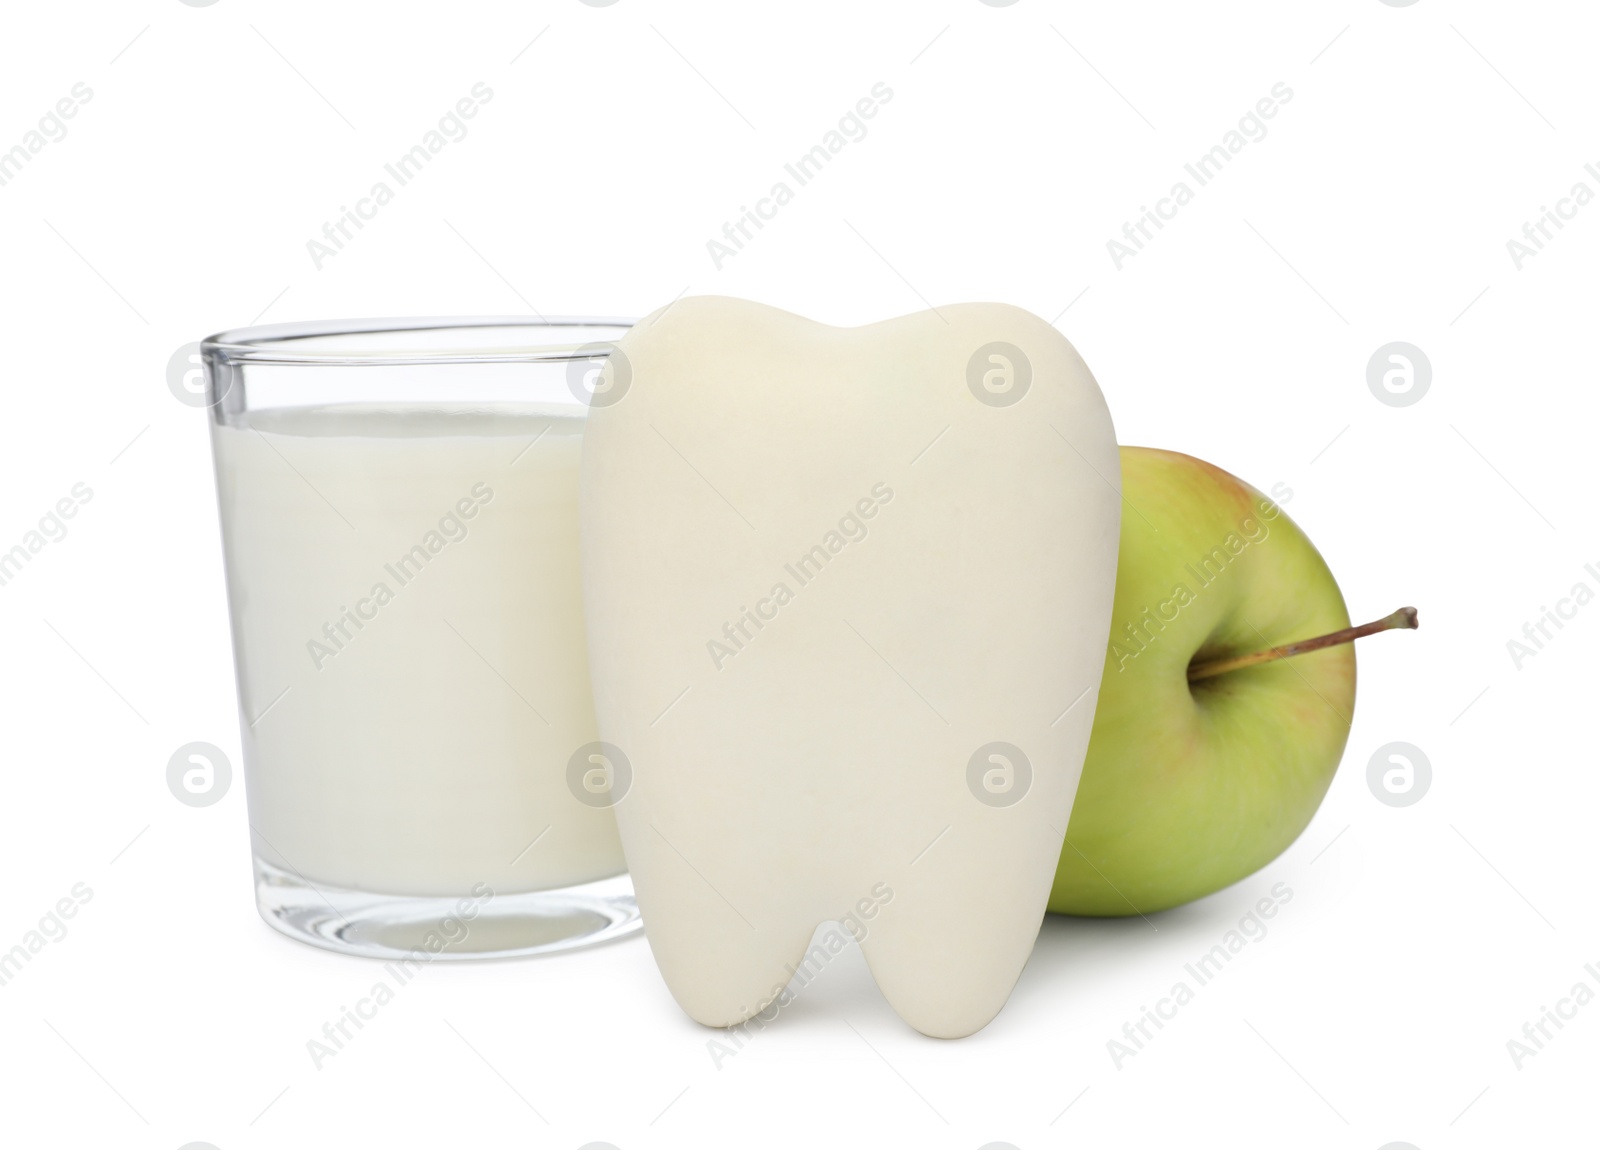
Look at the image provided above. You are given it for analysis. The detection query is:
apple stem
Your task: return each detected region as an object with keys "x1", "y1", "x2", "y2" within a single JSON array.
[{"x1": 1186, "y1": 606, "x2": 1418, "y2": 682}]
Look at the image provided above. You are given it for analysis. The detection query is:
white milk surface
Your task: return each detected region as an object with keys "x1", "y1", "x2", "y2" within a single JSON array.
[{"x1": 212, "y1": 403, "x2": 623, "y2": 897}]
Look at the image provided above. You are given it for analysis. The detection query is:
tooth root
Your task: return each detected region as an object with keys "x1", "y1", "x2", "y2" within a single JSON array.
[
  {"x1": 860, "y1": 836, "x2": 1054, "y2": 1039},
  {"x1": 651, "y1": 920, "x2": 811, "y2": 1029},
  {"x1": 624, "y1": 822, "x2": 815, "y2": 1027},
  {"x1": 630, "y1": 808, "x2": 1067, "y2": 1036}
]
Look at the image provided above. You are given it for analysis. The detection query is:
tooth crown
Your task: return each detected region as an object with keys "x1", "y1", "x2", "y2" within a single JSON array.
[{"x1": 580, "y1": 296, "x2": 1120, "y2": 1038}]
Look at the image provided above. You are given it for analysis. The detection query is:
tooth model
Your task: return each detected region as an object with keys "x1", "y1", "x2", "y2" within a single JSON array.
[{"x1": 579, "y1": 296, "x2": 1119, "y2": 1037}]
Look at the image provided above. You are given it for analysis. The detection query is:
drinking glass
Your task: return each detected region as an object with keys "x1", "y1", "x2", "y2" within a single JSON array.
[{"x1": 202, "y1": 317, "x2": 640, "y2": 959}]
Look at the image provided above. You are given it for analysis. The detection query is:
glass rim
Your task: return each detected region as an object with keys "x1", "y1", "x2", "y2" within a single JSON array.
[{"x1": 200, "y1": 315, "x2": 637, "y2": 367}]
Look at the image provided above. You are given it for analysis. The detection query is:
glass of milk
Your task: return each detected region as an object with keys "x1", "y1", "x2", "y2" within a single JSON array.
[{"x1": 201, "y1": 317, "x2": 639, "y2": 959}]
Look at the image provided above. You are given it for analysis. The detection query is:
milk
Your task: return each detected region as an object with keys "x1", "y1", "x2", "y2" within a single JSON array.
[{"x1": 211, "y1": 403, "x2": 623, "y2": 897}]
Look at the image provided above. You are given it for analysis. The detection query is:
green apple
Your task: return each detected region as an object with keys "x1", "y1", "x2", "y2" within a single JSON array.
[{"x1": 1049, "y1": 446, "x2": 1405, "y2": 916}]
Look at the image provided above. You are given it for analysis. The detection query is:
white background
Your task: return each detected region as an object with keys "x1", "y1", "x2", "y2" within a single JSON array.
[{"x1": 0, "y1": 1, "x2": 1594, "y2": 1147}]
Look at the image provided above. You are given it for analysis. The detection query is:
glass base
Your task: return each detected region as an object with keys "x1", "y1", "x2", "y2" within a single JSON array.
[{"x1": 254, "y1": 859, "x2": 642, "y2": 960}]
